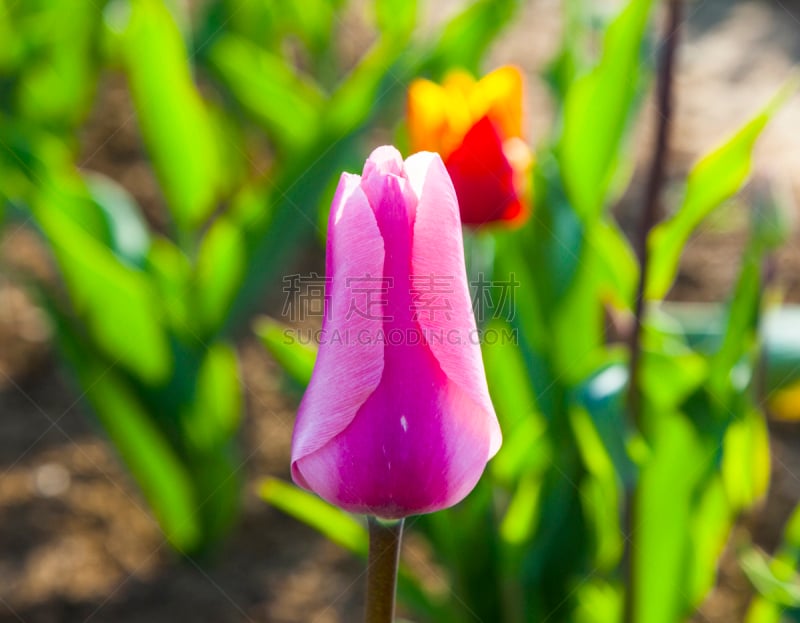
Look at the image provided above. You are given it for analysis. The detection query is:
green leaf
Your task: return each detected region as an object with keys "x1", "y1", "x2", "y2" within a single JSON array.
[
  {"x1": 742, "y1": 548, "x2": 800, "y2": 608},
  {"x1": 84, "y1": 369, "x2": 201, "y2": 552},
  {"x1": 122, "y1": 0, "x2": 221, "y2": 230},
  {"x1": 85, "y1": 173, "x2": 150, "y2": 268},
  {"x1": 35, "y1": 202, "x2": 171, "y2": 384},
  {"x1": 571, "y1": 361, "x2": 636, "y2": 483},
  {"x1": 374, "y1": 0, "x2": 417, "y2": 37},
  {"x1": 147, "y1": 237, "x2": 192, "y2": 336},
  {"x1": 587, "y1": 218, "x2": 639, "y2": 308},
  {"x1": 207, "y1": 34, "x2": 324, "y2": 153},
  {"x1": 194, "y1": 216, "x2": 246, "y2": 334},
  {"x1": 722, "y1": 410, "x2": 770, "y2": 512},
  {"x1": 260, "y1": 477, "x2": 368, "y2": 556},
  {"x1": 688, "y1": 476, "x2": 733, "y2": 606},
  {"x1": 635, "y1": 412, "x2": 707, "y2": 623},
  {"x1": 182, "y1": 342, "x2": 242, "y2": 451},
  {"x1": 254, "y1": 317, "x2": 317, "y2": 387},
  {"x1": 646, "y1": 81, "x2": 795, "y2": 299},
  {"x1": 559, "y1": 0, "x2": 654, "y2": 221}
]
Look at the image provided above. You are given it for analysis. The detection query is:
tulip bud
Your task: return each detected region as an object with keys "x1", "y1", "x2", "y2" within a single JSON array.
[
  {"x1": 291, "y1": 146, "x2": 501, "y2": 519},
  {"x1": 407, "y1": 66, "x2": 533, "y2": 227}
]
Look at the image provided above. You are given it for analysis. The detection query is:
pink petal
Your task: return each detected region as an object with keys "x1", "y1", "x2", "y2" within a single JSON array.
[
  {"x1": 291, "y1": 173, "x2": 385, "y2": 487},
  {"x1": 404, "y1": 152, "x2": 502, "y2": 457}
]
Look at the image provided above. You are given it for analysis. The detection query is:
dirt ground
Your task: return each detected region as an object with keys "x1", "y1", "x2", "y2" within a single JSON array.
[{"x1": 2, "y1": 0, "x2": 800, "y2": 622}]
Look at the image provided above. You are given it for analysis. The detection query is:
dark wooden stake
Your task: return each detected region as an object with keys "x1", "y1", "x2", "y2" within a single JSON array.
[{"x1": 624, "y1": 1, "x2": 683, "y2": 622}]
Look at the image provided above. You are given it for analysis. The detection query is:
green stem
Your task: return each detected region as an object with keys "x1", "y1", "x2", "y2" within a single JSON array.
[{"x1": 365, "y1": 517, "x2": 404, "y2": 623}]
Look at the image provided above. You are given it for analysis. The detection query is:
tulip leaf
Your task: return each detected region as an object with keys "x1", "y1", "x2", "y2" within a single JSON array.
[
  {"x1": 194, "y1": 216, "x2": 246, "y2": 334},
  {"x1": 570, "y1": 362, "x2": 636, "y2": 484},
  {"x1": 82, "y1": 366, "x2": 201, "y2": 553},
  {"x1": 646, "y1": 81, "x2": 795, "y2": 300},
  {"x1": 85, "y1": 173, "x2": 150, "y2": 268},
  {"x1": 254, "y1": 317, "x2": 317, "y2": 388},
  {"x1": 688, "y1": 476, "x2": 732, "y2": 606},
  {"x1": 587, "y1": 219, "x2": 638, "y2": 308},
  {"x1": 122, "y1": 0, "x2": 221, "y2": 230},
  {"x1": 34, "y1": 201, "x2": 171, "y2": 384},
  {"x1": 560, "y1": 0, "x2": 654, "y2": 221},
  {"x1": 182, "y1": 342, "x2": 242, "y2": 451},
  {"x1": 722, "y1": 409, "x2": 770, "y2": 512},
  {"x1": 374, "y1": 0, "x2": 417, "y2": 38},
  {"x1": 741, "y1": 548, "x2": 800, "y2": 609},
  {"x1": 635, "y1": 412, "x2": 707, "y2": 623},
  {"x1": 260, "y1": 477, "x2": 368, "y2": 556},
  {"x1": 207, "y1": 34, "x2": 324, "y2": 154}
]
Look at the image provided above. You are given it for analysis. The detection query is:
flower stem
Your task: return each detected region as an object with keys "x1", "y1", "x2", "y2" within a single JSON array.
[{"x1": 365, "y1": 517, "x2": 404, "y2": 623}]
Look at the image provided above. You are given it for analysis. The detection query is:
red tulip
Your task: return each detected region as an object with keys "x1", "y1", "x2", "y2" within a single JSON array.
[{"x1": 407, "y1": 66, "x2": 532, "y2": 227}]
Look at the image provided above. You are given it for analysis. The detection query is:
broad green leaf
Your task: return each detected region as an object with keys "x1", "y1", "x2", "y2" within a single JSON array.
[
  {"x1": 689, "y1": 476, "x2": 732, "y2": 606},
  {"x1": 571, "y1": 408, "x2": 623, "y2": 570},
  {"x1": 571, "y1": 362, "x2": 636, "y2": 483},
  {"x1": 640, "y1": 349, "x2": 707, "y2": 413},
  {"x1": 635, "y1": 412, "x2": 706, "y2": 623},
  {"x1": 85, "y1": 173, "x2": 150, "y2": 268},
  {"x1": 123, "y1": 0, "x2": 221, "y2": 230},
  {"x1": 722, "y1": 410, "x2": 770, "y2": 512},
  {"x1": 499, "y1": 472, "x2": 543, "y2": 545},
  {"x1": 646, "y1": 82, "x2": 795, "y2": 299},
  {"x1": 207, "y1": 34, "x2": 324, "y2": 153},
  {"x1": 255, "y1": 317, "x2": 317, "y2": 388},
  {"x1": 260, "y1": 477, "x2": 368, "y2": 556},
  {"x1": 742, "y1": 548, "x2": 800, "y2": 608},
  {"x1": 147, "y1": 237, "x2": 192, "y2": 336},
  {"x1": 35, "y1": 202, "x2": 171, "y2": 384},
  {"x1": 560, "y1": 0, "x2": 654, "y2": 221},
  {"x1": 587, "y1": 218, "x2": 638, "y2": 309},
  {"x1": 575, "y1": 581, "x2": 622, "y2": 623},
  {"x1": 374, "y1": 0, "x2": 417, "y2": 38},
  {"x1": 182, "y1": 342, "x2": 241, "y2": 451},
  {"x1": 194, "y1": 216, "x2": 245, "y2": 334},
  {"x1": 85, "y1": 369, "x2": 200, "y2": 552}
]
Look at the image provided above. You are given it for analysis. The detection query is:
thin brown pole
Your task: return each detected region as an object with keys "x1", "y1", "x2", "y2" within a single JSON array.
[
  {"x1": 365, "y1": 517, "x2": 404, "y2": 623},
  {"x1": 624, "y1": 2, "x2": 683, "y2": 623}
]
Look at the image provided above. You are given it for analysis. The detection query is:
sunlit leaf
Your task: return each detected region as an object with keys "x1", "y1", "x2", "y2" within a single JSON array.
[
  {"x1": 722, "y1": 410, "x2": 770, "y2": 512},
  {"x1": 85, "y1": 173, "x2": 150, "y2": 268},
  {"x1": 255, "y1": 317, "x2": 317, "y2": 387},
  {"x1": 635, "y1": 412, "x2": 707, "y2": 623},
  {"x1": 260, "y1": 477, "x2": 367, "y2": 556},
  {"x1": 122, "y1": 0, "x2": 221, "y2": 230},
  {"x1": 35, "y1": 201, "x2": 171, "y2": 383},
  {"x1": 194, "y1": 216, "x2": 246, "y2": 334},
  {"x1": 646, "y1": 81, "x2": 795, "y2": 299},
  {"x1": 560, "y1": 0, "x2": 654, "y2": 221},
  {"x1": 182, "y1": 342, "x2": 242, "y2": 451},
  {"x1": 84, "y1": 368, "x2": 200, "y2": 552},
  {"x1": 207, "y1": 34, "x2": 324, "y2": 153}
]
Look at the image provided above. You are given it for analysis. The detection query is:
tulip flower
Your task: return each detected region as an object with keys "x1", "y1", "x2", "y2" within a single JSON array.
[
  {"x1": 407, "y1": 66, "x2": 532, "y2": 227},
  {"x1": 291, "y1": 146, "x2": 501, "y2": 520}
]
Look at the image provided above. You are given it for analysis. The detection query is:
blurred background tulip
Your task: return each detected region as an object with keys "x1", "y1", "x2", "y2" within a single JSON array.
[{"x1": 407, "y1": 66, "x2": 532, "y2": 226}]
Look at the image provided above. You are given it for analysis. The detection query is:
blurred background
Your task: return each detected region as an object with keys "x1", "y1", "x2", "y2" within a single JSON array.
[{"x1": 1, "y1": 0, "x2": 800, "y2": 621}]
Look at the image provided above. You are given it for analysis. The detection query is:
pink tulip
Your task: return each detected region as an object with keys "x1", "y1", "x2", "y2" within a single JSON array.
[{"x1": 291, "y1": 146, "x2": 501, "y2": 519}]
